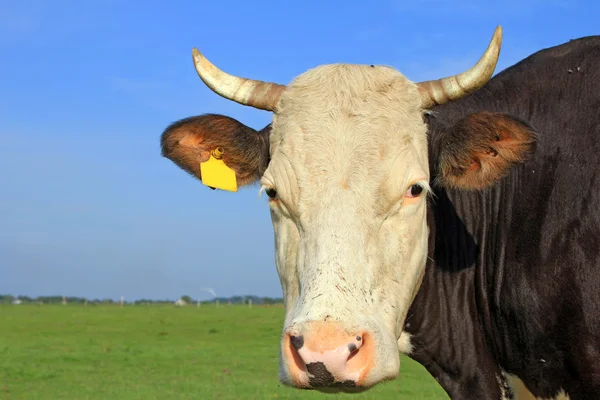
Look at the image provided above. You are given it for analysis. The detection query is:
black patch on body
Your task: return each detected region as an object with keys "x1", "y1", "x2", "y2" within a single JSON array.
[{"x1": 404, "y1": 35, "x2": 600, "y2": 399}]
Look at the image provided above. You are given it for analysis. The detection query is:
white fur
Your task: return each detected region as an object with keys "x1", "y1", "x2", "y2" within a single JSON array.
[
  {"x1": 397, "y1": 331, "x2": 414, "y2": 354},
  {"x1": 261, "y1": 64, "x2": 431, "y2": 386}
]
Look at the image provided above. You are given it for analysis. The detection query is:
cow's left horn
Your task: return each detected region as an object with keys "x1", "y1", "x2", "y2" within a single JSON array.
[
  {"x1": 417, "y1": 26, "x2": 503, "y2": 108},
  {"x1": 192, "y1": 48, "x2": 285, "y2": 112}
]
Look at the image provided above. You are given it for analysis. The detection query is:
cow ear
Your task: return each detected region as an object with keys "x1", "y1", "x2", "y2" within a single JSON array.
[
  {"x1": 160, "y1": 114, "x2": 270, "y2": 188},
  {"x1": 435, "y1": 112, "x2": 537, "y2": 190}
]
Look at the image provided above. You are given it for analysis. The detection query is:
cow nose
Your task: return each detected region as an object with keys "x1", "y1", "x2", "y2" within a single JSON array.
[{"x1": 282, "y1": 322, "x2": 373, "y2": 389}]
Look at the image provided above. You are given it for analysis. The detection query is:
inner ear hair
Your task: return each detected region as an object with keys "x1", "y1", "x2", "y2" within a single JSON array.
[{"x1": 435, "y1": 112, "x2": 538, "y2": 190}]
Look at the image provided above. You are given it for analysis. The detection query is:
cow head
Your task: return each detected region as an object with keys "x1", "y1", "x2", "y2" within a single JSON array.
[{"x1": 161, "y1": 26, "x2": 536, "y2": 392}]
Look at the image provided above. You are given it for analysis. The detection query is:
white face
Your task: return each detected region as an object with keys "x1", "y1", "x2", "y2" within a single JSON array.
[{"x1": 259, "y1": 64, "x2": 431, "y2": 391}]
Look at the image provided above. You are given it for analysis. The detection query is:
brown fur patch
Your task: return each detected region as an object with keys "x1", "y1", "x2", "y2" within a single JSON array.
[
  {"x1": 160, "y1": 114, "x2": 270, "y2": 188},
  {"x1": 435, "y1": 112, "x2": 537, "y2": 190}
]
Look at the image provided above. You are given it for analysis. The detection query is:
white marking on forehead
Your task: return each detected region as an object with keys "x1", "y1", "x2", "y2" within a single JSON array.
[
  {"x1": 273, "y1": 64, "x2": 428, "y2": 151},
  {"x1": 267, "y1": 63, "x2": 430, "y2": 209}
]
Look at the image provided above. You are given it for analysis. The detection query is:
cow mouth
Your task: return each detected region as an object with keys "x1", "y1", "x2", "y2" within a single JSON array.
[
  {"x1": 279, "y1": 320, "x2": 402, "y2": 392},
  {"x1": 307, "y1": 383, "x2": 371, "y2": 394}
]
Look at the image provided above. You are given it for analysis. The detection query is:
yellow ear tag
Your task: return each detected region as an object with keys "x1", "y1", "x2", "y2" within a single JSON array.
[{"x1": 200, "y1": 147, "x2": 238, "y2": 192}]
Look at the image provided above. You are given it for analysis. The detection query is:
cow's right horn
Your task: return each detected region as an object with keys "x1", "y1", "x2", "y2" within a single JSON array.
[
  {"x1": 192, "y1": 48, "x2": 286, "y2": 112},
  {"x1": 417, "y1": 26, "x2": 503, "y2": 108}
]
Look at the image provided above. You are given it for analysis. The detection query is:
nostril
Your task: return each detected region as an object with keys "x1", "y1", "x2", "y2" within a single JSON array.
[
  {"x1": 347, "y1": 343, "x2": 359, "y2": 362},
  {"x1": 347, "y1": 333, "x2": 365, "y2": 363},
  {"x1": 287, "y1": 334, "x2": 308, "y2": 376},
  {"x1": 290, "y1": 335, "x2": 304, "y2": 350}
]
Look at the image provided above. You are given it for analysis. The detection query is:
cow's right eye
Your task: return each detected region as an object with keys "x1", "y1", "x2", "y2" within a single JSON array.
[{"x1": 266, "y1": 188, "x2": 278, "y2": 199}]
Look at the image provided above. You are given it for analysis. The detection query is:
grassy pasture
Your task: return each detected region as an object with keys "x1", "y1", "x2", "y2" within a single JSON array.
[{"x1": 0, "y1": 305, "x2": 448, "y2": 399}]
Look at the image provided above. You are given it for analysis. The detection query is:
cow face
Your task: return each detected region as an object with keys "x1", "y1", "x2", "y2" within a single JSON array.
[
  {"x1": 162, "y1": 66, "x2": 430, "y2": 390},
  {"x1": 265, "y1": 65, "x2": 431, "y2": 390},
  {"x1": 161, "y1": 26, "x2": 536, "y2": 392}
]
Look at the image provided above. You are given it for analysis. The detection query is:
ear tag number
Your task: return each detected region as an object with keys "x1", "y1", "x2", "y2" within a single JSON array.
[{"x1": 200, "y1": 147, "x2": 238, "y2": 192}]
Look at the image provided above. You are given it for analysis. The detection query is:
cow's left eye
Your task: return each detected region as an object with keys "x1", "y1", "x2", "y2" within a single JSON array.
[{"x1": 406, "y1": 184, "x2": 424, "y2": 198}]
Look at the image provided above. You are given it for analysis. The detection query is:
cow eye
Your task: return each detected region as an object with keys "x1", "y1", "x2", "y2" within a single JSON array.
[
  {"x1": 406, "y1": 184, "x2": 424, "y2": 198},
  {"x1": 265, "y1": 188, "x2": 278, "y2": 199}
]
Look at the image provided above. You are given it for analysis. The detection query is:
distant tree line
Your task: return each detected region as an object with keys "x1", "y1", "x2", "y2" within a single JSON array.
[{"x1": 0, "y1": 294, "x2": 283, "y2": 305}]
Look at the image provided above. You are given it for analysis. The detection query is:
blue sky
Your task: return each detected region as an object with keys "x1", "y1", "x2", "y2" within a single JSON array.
[{"x1": 1, "y1": 0, "x2": 597, "y2": 301}]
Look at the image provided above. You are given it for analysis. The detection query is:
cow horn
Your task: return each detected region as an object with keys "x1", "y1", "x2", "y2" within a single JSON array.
[
  {"x1": 191, "y1": 48, "x2": 285, "y2": 112},
  {"x1": 417, "y1": 26, "x2": 503, "y2": 108}
]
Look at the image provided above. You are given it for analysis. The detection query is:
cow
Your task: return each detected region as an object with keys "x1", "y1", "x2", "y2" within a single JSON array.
[{"x1": 159, "y1": 26, "x2": 600, "y2": 399}]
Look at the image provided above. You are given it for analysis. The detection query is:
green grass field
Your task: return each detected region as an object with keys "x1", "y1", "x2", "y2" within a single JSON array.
[{"x1": 0, "y1": 305, "x2": 448, "y2": 399}]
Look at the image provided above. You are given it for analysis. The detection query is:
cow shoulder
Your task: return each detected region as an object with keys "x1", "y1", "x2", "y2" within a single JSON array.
[
  {"x1": 160, "y1": 114, "x2": 271, "y2": 187},
  {"x1": 435, "y1": 111, "x2": 537, "y2": 190}
]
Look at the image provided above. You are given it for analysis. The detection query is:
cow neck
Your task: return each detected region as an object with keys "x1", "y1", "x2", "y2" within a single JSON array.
[{"x1": 400, "y1": 101, "x2": 521, "y2": 397}]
